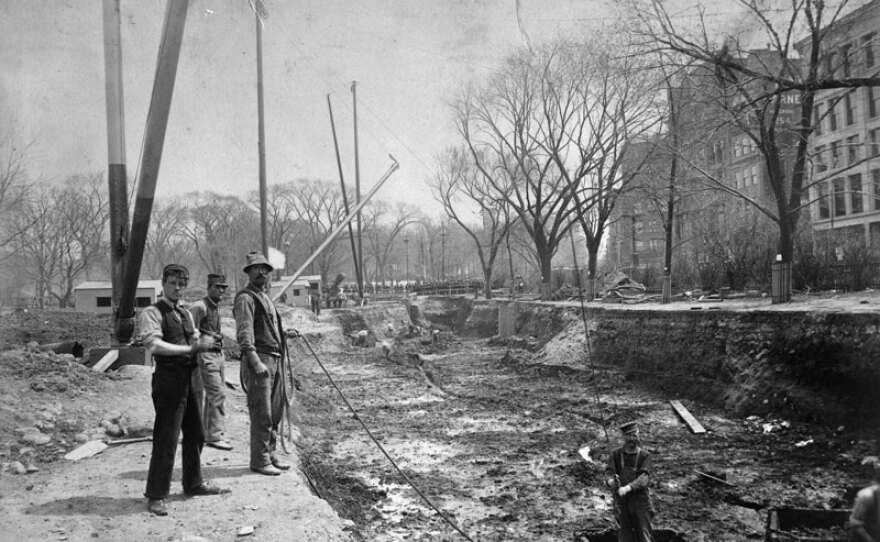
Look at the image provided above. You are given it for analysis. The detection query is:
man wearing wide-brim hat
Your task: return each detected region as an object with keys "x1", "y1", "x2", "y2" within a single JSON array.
[
  {"x1": 233, "y1": 252, "x2": 297, "y2": 476},
  {"x1": 604, "y1": 420, "x2": 655, "y2": 542},
  {"x1": 189, "y1": 273, "x2": 232, "y2": 451}
]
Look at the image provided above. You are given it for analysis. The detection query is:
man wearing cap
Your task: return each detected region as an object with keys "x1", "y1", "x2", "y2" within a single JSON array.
[
  {"x1": 137, "y1": 264, "x2": 228, "y2": 516},
  {"x1": 604, "y1": 421, "x2": 655, "y2": 542},
  {"x1": 850, "y1": 466, "x2": 880, "y2": 542},
  {"x1": 233, "y1": 251, "x2": 297, "y2": 476},
  {"x1": 190, "y1": 273, "x2": 232, "y2": 451}
]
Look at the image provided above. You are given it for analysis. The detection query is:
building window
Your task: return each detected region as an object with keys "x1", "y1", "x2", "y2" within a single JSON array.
[
  {"x1": 814, "y1": 145, "x2": 827, "y2": 172},
  {"x1": 96, "y1": 297, "x2": 112, "y2": 308},
  {"x1": 874, "y1": 169, "x2": 880, "y2": 211},
  {"x1": 870, "y1": 128, "x2": 879, "y2": 157},
  {"x1": 847, "y1": 135, "x2": 860, "y2": 166},
  {"x1": 833, "y1": 177, "x2": 846, "y2": 216},
  {"x1": 864, "y1": 33, "x2": 876, "y2": 69},
  {"x1": 293, "y1": 289, "x2": 301, "y2": 296},
  {"x1": 830, "y1": 140, "x2": 841, "y2": 168},
  {"x1": 869, "y1": 86, "x2": 879, "y2": 118},
  {"x1": 850, "y1": 173, "x2": 863, "y2": 214},
  {"x1": 844, "y1": 93, "x2": 857, "y2": 125},
  {"x1": 813, "y1": 103, "x2": 823, "y2": 135},
  {"x1": 827, "y1": 100, "x2": 838, "y2": 130},
  {"x1": 842, "y1": 44, "x2": 852, "y2": 76},
  {"x1": 136, "y1": 297, "x2": 151, "y2": 308},
  {"x1": 826, "y1": 50, "x2": 838, "y2": 77},
  {"x1": 819, "y1": 181, "x2": 831, "y2": 219}
]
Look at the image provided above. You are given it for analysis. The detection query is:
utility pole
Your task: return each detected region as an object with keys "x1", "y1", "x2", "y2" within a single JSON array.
[
  {"x1": 255, "y1": 4, "x2": 269, "y2": 259},
  {"x1": 327, "y1": 95, "x2": 363, "y2": 292},
  {"x1": 352, "y1": 81, "x2": 364, "y2": 301},
  {"x1": 102, "y1": 0, "x2": 131, "y2": 337}
]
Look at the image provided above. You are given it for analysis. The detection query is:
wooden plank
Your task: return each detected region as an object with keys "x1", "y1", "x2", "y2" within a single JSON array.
[
  {"x1": 91, "y1": 349, "x2": 119, "y2": 373},
  {"x1": 670, "y1": 400, "x2": 707, "y2": 434},
  {"x1": 64, "y1": 440, "x2": 108, "y2": 461}
]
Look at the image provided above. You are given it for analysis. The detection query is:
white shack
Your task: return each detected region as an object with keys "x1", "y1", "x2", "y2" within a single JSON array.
[
  {"x1": 74, "y1": 280, "x2": 163, "y2": 314},
  {"x1": 270, "y1": 275, "x2": 322, "y2": 308}
]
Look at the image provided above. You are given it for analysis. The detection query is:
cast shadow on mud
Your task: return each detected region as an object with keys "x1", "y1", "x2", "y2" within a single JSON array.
[{"x1": 24, "y1": 494, "x2": 185, "y2": 517}]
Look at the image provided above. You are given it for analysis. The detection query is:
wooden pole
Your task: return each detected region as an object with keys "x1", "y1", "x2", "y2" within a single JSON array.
[
  {"x1": 272, "y1": 157, "x2": 399, "y2": 302},
  {"x1": 327, "y1": 95, "x2": 363, "y2": 291},
  {"x1": 102, "y1": 0, "x2": 131, "y2": 339},
  {"x1": 117, "y1": 0, "x2": 190, "y2": 343},
  {"x1": 256, "y1": 12, "x2": 269, "y2": 259},
  {"x1": 352, "y1": 81, "x2": 364, "y2": 301}
]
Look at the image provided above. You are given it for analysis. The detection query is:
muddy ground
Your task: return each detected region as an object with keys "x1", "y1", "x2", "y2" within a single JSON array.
[
  {"x1": 0, "y1": 296, "x2": 878, "y2": 542},
  {"x1": 296, "y1": 303, "x2": 879, "y2": 542}
]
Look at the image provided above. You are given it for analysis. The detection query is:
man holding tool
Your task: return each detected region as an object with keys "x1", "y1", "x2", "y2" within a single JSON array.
[
  {"x1": 233, "y1": 252, "x2": 298, "y2": 476},
  {"x1": 604, "y1": 420, "x2": 655, "y2": 542}
]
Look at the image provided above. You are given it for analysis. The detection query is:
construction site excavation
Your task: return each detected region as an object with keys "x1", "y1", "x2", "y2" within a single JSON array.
[{"x1": 3, "y1": 292, "x2": 880, "y2": 541}]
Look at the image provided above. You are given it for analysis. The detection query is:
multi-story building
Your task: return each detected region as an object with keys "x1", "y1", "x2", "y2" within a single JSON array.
[{"x1": 800, "y1": 0, "x2": 880, "y2": 248}]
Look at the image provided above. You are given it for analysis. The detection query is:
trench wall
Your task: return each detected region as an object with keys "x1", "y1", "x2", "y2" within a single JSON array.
[{"x1": 408, "y1": 298, "x2": 880, "y2": 427}]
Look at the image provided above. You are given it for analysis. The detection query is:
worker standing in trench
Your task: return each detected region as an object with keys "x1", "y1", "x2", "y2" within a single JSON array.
[
  {"x1": 137, "y1": 264, "x2": 229, "y2": 516},
  {"x1": 233, "y1": 252, "x2": 298, "y2": 476},
  {"x1": 189, "y1": 273, "x2": 233, "y2": 451},
  {"x1": 849, "y1": 465, "x2": 880, "y2": 542},
  {"x1": 604, "y1": 421, "x2": 655, "y2": 542}
]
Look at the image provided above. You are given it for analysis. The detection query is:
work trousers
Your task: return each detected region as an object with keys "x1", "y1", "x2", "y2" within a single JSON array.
[
  {"x1": 615, "y1": 492, "x2": 654, "y2": 542},
  {"x1": 194, "y1": 351, "x2": 227, "y2": 442},
  {"x1": 145, "y1": 363, "x2": 204, "y2": 499},
  {"x1": 242, "y1": 353, "x2": 284, "y2": 469}
]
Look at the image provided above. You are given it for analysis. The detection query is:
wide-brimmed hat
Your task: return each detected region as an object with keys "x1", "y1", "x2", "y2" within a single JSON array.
[
  {"x1": 207, "y1": 273, "x2": 228, "y2": 287},
  {"x1": 242, "y1": 251, "x2": 274, "y2": 273}
]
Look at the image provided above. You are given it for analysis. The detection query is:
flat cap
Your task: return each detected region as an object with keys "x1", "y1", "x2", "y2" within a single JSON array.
[
  {"x1": 207, "y1": 273, "x2": 228, "y2": 287},
  {"x1": 618, "y1": 421, "x2": 639, "y2": 434},
  {"x1": 162, "y1": 263, "x2": 189, "y2": 280}
]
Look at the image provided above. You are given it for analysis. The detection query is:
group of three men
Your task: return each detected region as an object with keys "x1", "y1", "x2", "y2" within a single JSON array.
[{"x1": 137, "y1": 251, "x2": 293, "y2": 516}]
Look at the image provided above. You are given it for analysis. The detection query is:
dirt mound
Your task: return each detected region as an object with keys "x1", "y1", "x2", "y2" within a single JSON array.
[
  {"x1": 535, "y1": 319, "x2": 591, "y2": 368},
  {"x1": 0, "y1": 309, "x2": 110, "y2": 351}
]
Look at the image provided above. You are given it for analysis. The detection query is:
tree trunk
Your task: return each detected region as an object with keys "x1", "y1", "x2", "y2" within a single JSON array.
[{"x1": 539, "y1": 252, "x2": 552, "y2": 301}]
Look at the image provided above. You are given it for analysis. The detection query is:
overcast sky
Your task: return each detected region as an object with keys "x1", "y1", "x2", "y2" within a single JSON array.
[{"x1": 0, "y1": 0, "x2": 630, "y2": 216}]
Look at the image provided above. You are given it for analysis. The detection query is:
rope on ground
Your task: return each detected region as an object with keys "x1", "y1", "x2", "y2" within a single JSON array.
[
  {"x1": 569, "y1": 230, "x2": 611, "y2": 446},
  {"x1": 299, "y1": 335, "x2": 479, "y2": 542}
]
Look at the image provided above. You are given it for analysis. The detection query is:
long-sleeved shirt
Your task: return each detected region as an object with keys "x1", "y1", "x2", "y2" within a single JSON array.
[
  {"x1": 189, "y1": 297, "x2": 221, "y2": 335},
  {"x1": 233, "y1": 284, "x2": 282, "y2": 356},
  {"x1": 605, "y1": 447, "x2": 652, "y2": 493}
]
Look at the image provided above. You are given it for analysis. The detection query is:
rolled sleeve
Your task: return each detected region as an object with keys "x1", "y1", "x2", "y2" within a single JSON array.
[
  {"x1": 136, "y1": 306, "x2": 163, "y2": 351},
  {"x1": 233, "y1": 293, "x2": 256, "y2": 353}
]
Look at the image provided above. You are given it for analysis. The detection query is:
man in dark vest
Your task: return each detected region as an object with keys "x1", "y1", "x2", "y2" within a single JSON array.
[
  {"x1": 190, "y1": 273, "x2": 232, "y2": 451},
  {"x1": 233, "y1": 252, "x2": 297, "y2": 476},
  {"x1": 604, "y1": 421, "x2": 655, "y2": 542},
  {"x1": 136, "y1": 264, "x2": 228, "y2": 516}
]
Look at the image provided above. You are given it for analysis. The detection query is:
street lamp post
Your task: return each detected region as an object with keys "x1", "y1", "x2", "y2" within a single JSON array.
[
  {"x1": 404, "y1": 236, "x2": 409, "y2": 290},
  {"x1": 440, "y1": 227, "x2": 448, "y2": 280}
]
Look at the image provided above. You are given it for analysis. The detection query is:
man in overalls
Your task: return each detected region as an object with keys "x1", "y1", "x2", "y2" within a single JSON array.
[{"x1": 604, "y1": 421, "x2": 655, "y2": 542}]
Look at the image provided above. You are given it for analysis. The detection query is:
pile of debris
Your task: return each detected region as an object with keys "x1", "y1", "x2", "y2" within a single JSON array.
[{"x1": 601, "y1": 271, "x2": 653, "y2": 302}]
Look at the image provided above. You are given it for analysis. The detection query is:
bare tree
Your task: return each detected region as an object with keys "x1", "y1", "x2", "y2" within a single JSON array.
[
  {"x1": 183, "y1": 192, "x2": 258, "y2": 280},
  {"x1": 431, "y1": 146, "x2": 517, "y2": 297},
  {"x1": 284, "y1": 178, "x2": 347, "y2": 282},
  {"x1": 144, "y1": 200, "x2": 191, "y2": 278},
  {"x1": 628, "y1": 0, "x2": 880, "y2": 301},
  {"x1": 362, "y1": 201, "x2": 418, "y2": 287},
  {"x1": 0, "y1": 123, "x2": 33, "y2": 254},
  {"x1": 456, "y1": 44, "x2": 591, "y2": 299}
]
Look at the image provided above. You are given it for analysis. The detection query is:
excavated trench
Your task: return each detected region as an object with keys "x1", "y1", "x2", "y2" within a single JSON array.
[{"x1": 292, "y1": 298, "x2": 879, "y2": 542}]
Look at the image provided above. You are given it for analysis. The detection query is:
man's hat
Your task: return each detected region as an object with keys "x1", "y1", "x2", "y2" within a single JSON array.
[
  {"x1": 207, "y1": 273, "x2": 228, "y2": 287},
  {"x1": 619, "y1": 421, "x2": 639, "y2": 434},
  {"x1": 242, "y1": 251, "x2": 274, "y2": 273},
  {"x1": 162, "y1": 263, "x2": 189, "y2": 280}
]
